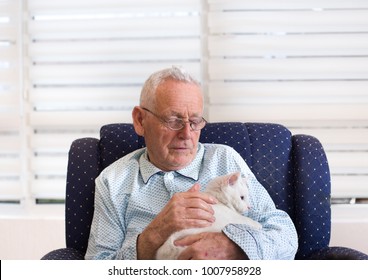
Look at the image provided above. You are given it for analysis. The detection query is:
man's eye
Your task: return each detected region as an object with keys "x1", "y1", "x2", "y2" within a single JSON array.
[
  {"x1": 190, "y1": 119, "x2": 202, "y2": 124},
  {"x1": 167, "y1": 118, "x2": 181, "y2": 122},
  {"x1": 167, "y1": 118, "x2": 181, "y2": 123}
]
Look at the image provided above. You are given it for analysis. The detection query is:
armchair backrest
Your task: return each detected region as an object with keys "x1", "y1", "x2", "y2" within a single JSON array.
[{"x1": 65, "y1": 122, "x2": 331, "y2": 259}]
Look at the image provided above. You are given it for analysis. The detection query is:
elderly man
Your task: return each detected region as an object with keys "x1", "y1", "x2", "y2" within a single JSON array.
[{"x1": 85, "y1": 66, "x2": 298, "y2": 260}]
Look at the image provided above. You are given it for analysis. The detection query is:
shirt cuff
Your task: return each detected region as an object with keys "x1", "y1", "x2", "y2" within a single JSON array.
[
  {"x1": 223, "y1": 224, "x2": 261, "y2": 260},
  {"x1": 118, "y1": 231, "x2": 139, "y2": 260}
]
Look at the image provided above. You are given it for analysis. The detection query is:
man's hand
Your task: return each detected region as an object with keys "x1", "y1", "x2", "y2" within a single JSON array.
[
  {"x1": 175, "y1": 232, "x2": 249, "y2": 260},
  {"x1": 137, "y1": 183, "x2": 218, "y2": 259}
]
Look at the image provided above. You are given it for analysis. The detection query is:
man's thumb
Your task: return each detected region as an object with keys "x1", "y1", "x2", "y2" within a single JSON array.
[{"x1": 188, "y1": 183, "x2": 200, "y2": 192}]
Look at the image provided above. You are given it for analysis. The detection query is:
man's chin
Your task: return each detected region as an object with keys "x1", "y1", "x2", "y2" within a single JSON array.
[{"x1": 168, "y1": 157, "x2": 194, "y2": 170}]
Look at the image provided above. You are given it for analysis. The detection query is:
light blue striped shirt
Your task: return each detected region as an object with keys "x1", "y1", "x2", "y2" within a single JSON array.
[{"x1": 85, "y1": 143, "x2": 298, "y2": 260}]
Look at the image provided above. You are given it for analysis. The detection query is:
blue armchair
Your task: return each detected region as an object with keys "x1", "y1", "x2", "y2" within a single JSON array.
[{"x1": 42, "y1": 122, "x2": 368, "y2": 260}]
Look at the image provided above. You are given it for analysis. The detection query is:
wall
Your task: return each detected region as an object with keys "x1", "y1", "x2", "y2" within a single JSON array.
[
  {"x1": 0, "y1": 205, "x2": 65, "y2": 260},
  {"x1": 330, "y1": 204, "x2": 368, "y2": 255}
]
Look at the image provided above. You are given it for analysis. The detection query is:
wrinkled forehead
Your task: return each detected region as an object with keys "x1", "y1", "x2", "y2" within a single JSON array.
[{"x1": 155, "y1": 80, "x2": 204, "y2": 114}]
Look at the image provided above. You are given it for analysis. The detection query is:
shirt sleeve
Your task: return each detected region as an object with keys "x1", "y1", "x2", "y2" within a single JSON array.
[
  {"x1": 84, "y1": 171, "x2": 138, "y2": 260},
  {"x1": 222, "y1": 148, "x2": 298, "y2": 260},
  {"x1": 85, "y1": 173, "x2": 120, "y2": 259}
]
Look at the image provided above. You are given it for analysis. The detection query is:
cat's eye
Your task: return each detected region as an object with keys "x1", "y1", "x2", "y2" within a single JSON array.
[{"x1": 240, "y1": 196, "x2": 245, "y2": 200}]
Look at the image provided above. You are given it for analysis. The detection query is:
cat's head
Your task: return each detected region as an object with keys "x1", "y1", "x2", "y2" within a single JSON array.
[{"x1": 206, "y1": 172, "x2": 251, "y2": 213}]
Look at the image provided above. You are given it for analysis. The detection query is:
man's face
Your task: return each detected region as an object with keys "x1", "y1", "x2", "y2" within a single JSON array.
[{"x1": 142, "y1": 79, "x2": 204, "y2": 171}]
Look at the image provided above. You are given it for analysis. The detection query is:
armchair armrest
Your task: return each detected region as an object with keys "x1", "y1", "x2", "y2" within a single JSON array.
[
  {"x1": 308, "y1": 246, "x2": 368, "y2": 260},
  {"x1": 41, "y1": 248, "x2": 85, "y2": 260},
  {"x1": 291, "y1": 134, "x2": 331, "y2": 259}
]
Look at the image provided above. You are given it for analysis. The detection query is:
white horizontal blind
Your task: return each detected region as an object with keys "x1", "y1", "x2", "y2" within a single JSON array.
[
  {"x1": 4, "y1": 0, "x2": 368, "y2": 205},
  {"x1": 26, "y1": 0, "x2": 202, "y2": 200},
  {"x1": 0, "y1": 0, "x2": 22, "y2": 202},
  {"x1": 207, "y1": 0, "x2": 368, "y2": 202}
]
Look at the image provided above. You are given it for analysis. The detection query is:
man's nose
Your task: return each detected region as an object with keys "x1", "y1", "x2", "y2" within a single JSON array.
[{"x1": 178, "y1": 122, "x2": 192, "y2": 139}]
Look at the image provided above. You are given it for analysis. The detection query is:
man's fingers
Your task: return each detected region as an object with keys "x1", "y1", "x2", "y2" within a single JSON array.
[
  {"x1": 184, "y1": 197, "x2": 215, "y2": 214},
  {"x1": 174, "y1": 233, "x2": 201, "y2": 247},
  {"x1": 175, "y1": 234, "x2": 201, "y2": 260},
  {"x1": 183, "y1": 208, "x2": 216, "y2": 224},
  {"x1": 185, "y1": 184, "x2": 218, "y2": 204}
]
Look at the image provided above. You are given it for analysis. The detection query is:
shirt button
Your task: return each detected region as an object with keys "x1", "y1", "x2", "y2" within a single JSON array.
[{"x1": 167, "y1": 172, "x2": 174, "y2": 180}]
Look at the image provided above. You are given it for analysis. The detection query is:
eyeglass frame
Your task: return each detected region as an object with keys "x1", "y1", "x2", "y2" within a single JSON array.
[{"x1": 141, "y1": 107, "x2": 207, "y2": 131}]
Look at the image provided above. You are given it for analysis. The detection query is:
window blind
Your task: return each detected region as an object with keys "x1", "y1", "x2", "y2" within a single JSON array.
[
  {"x1": 26, "y1": 0, "x2": 202, "y2": 200},
  {"x1": 207, "y1": 0, "x2": 368, "y2": 202},
  {"x1": 0, "y1": 0, "x2": 22, "y2": 203},
  {"x1": 2, "y1": 0, "x2": 367, "y2": 205}
]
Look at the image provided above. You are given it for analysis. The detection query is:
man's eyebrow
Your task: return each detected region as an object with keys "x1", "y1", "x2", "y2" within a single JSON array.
[
  {"x1": 166, "y1": 111, "x2": 203, "y2": 118},
  {"x1": 168, "y1": 111, "x2": 182, "y2": 117}
]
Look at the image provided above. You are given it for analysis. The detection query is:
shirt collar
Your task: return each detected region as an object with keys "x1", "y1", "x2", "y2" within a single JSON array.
[{"x1": 139, "y1": 143, "x2": 204, "y2": 184}]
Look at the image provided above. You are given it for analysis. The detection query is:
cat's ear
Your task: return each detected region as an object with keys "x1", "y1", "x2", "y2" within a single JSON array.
[{"x1": 228, "y1": 172, "x2": 241, "y2": 186}]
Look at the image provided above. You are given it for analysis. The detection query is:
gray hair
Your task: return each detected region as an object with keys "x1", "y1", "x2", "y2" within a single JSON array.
[{"x1": 140, "y1": 66, "x2": 200, "y2": 108}]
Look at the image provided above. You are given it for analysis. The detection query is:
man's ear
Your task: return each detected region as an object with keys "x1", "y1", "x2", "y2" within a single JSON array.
[{"x1": 132, "y1": 106, "x2": 145, "y2": 136}]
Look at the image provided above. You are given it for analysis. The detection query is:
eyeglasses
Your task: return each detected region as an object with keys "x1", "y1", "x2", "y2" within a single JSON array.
[{"x1": 142, "y1": 107, "x2": 207, "y2": 131}]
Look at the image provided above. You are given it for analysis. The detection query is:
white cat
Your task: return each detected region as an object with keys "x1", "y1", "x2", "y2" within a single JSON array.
[{"x1": 155, "y1": 172, "x2": 262, "y2": 260}]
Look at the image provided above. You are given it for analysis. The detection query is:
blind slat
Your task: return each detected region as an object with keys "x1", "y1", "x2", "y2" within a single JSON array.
[
  {"x1": 208, "y1": 104, "x2": 368, "y2": 122},
  {"x1": 0, "y1": 93, "x2": 18, "y2": 107},
  {"x1": 31, "y1": 63, "x2": 201, "y2": 85},
  {"x1": 0, "y1": 114, "x2": 20, "y2": 129},
  {"x1": 30, "y1": 39, "x2": 200, "y2": 62},
  {"x1": 0, "y1": 183, "x2": 22, "y2": 201},
  {"x1": 30, "y1": 87, "x2": 140, "y2": 112},
  {"x1": 208, "y1": 0, "x2": 368, "y2": 10},
  {"x1": 29, "y1": 17, "x2": 200, "y2": 39},
  {"x1": 290, "y1": 128, "x2": 368, "y2": 150},
  {"x1": 0, "y1": 157, "x2": 20, "y2": 175},
  {"x1": 31, "y1": 133, "x2": 99, "y2": 152},
  {"x1": 209, "y1": 10, "x2": 368, "y2": 34},
  {"x1": 32, "y1": 156, "x2": 67, "y2": 175},
  {"x1": 29, "y1": 111, "x2": 133, "y2": 127},
  {"x1": 0, "y1": 69, "x2": 17, "y2": 81},
  {"x1": 0, "y1": 27, "x2": 18, "y2": 38},
  {"x1": 332, "y1": 175, "x2": 368, "y2": 199},
  {"x1": 209, "y1": 58, "x2": 368, "y2": 80},
  {"x1": 209, "y1": 34, "x2": 368, "y2": 57},
  {"x1": 328, "y1": 152, "x2": 368, "y2": 175},
  {"x1": 30, "y1": 87, "x2": 141, "y2": 103},
  {"x1": 0, "y1": 1, "x2": 16, "y2": 12},
  {"x1": 209, "y1": 81, "x2": 368, "y2": 104},
  {"x1": 0, "y1": 49, "x2": 18, "y2": 61},
  {"x1": 29, "y1": 0, "x2": 200, "y2": 11},
  {"x1": 0, "y1": 135, "x2": 21, "y2": 153},
  {"x1": 31, "y1": 179, "x2": 65, "y2": 199}
]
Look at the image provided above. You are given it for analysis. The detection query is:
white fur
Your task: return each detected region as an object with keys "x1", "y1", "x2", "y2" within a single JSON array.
[{"x1": 155, "y1": 172, "x2": 262, "y2": 260}]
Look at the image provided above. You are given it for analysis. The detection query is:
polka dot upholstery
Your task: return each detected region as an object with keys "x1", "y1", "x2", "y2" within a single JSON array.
[
  {"x1": 41, "y1": 247, "x2": 84, "y2": 260},
  {"x1": 99, "y1": 123, "x2": 145, "y2": 170},
  {"x1": 292, "y1": 135, "x2": 332, "y2": 259},
  {"x1": 41, "y1": 122, "x2": 368, "y2": 260},
  {"x1": 308, "y1": 246, "x2": 368, "y2": 260}
]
